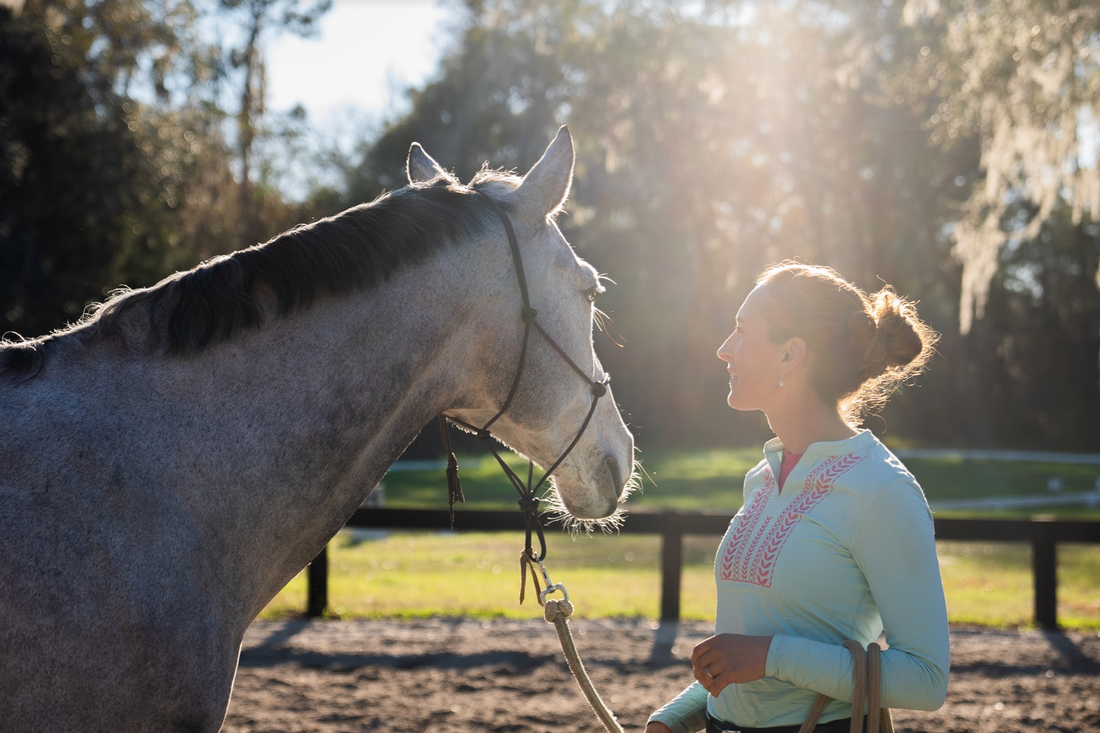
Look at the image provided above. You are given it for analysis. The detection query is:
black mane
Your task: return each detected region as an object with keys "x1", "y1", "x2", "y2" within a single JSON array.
[{"x1": 1, "y1": 176, "x2": 516, "y2": 380}]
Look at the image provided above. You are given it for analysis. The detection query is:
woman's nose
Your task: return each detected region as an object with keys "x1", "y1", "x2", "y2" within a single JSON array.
[{"x1": 717, "y1": 335, "x2": 734, "y2": 361}]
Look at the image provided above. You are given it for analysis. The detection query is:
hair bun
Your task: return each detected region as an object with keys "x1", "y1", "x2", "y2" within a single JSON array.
[
  {"x1": 869, "y1": 289, "x2": 924, "y2": 370},
  {"x1": 849, "y1": 311, "x2": 885, "y2": 378}
]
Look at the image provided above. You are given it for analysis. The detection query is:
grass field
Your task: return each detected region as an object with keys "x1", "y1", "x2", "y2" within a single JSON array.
[
  {"x1": 261, "y1": 449, "x2": 1100, "y2": 628},
  {"x1": 372, "y1": 449, "x2": 1100, "y2": 517}
]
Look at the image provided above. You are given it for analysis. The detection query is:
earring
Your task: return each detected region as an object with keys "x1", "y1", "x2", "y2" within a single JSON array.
[{"x1": 779, "y1": 369, "x2": 786, "y2": 388}]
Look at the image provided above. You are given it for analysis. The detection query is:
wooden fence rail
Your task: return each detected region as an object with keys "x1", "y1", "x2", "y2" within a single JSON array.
[{"x1": 305, "y1": 509, "x2": 1100, "y2": 630}]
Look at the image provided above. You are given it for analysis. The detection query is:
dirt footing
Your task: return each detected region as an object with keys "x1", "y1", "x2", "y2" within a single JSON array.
[{"x1": 224, "y1": 619, "x2": 1100, "y2": 733}]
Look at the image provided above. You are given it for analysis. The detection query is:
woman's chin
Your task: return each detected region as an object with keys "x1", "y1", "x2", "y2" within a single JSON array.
[{"x1": 727, "y1": 392, "x2": 756, "y2": 412}]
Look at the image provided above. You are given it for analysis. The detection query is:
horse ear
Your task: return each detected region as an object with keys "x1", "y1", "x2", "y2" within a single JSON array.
[
  {"x1": 407, "y1": 142, "x2": 448, "y2": 184},
  {"x1": 513, "y1": 126, "x2": 574, "y2": 220}
]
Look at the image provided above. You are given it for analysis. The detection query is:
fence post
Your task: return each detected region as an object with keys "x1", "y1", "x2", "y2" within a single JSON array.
[
  {"x1": 660, "y1": 526, "x2": 684, "y2": 622},
  {"x1": 306, "y1": 545, "x2": 329, "y2": 619},
  {"x1": 1031, "y1": 518, "x2": 1058, "y2": 630}
]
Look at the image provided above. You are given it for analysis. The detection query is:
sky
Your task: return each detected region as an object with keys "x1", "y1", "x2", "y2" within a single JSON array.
[{"x1": 265, "y1": 0, "x2": 453, "y2": 127}]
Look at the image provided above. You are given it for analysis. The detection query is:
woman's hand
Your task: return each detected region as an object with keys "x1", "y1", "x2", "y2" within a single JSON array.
[
  {"x1": 691, "y1": 634, "x2": 772, "y2": 696},
  {"x1": 644, "y1": 723, "x2": 674, "y2": 733}
]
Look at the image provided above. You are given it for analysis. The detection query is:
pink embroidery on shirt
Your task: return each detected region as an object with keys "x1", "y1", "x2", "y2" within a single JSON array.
[
  {"x1": 719, "y1": 452, "x2": 865, "y2": 586},
  {"x1": 739, "y1": 515, "x2": 773, "y2": 581},
  {"x1": 720, "y1": 468, "x2": 776, "y2": 581}
]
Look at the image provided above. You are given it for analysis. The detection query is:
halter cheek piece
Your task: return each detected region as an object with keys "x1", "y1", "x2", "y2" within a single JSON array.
[{"x1": 438, "y1": 189, "x2": 611, "y2": 565}]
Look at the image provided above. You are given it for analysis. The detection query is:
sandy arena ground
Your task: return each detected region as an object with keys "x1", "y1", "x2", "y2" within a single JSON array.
[{"x1": 223, "y1": 619, "x2": 1100, "y2": 733}]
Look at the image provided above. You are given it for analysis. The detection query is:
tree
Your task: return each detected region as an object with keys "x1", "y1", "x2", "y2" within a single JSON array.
[
  {"x1": 0, "y1": 4, "x2": 177, "y2": 335},
  {"x1": 901, "y1": 0, "x2": 1100, "y2": 332},
  {"x1": 892, "y1": 0, "x2": 1100, "y2": 447},
  {"x1": 349, "y1": 0, "x2": 970, "y2": 447},
  {"x1": 217, "y1": 0, "x2": 331, "y2": 247},
  {"x1": 1, "y1": 0, "x2": 246, "y2": 337},
  {"x1": 976, "y1": 203, "x2": 1100, "y2": 447}
]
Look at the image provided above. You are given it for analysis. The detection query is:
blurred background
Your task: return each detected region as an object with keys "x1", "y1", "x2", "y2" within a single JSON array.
[{"x1": 3, "y1": 0, "x2": 1099, "y2": 453}]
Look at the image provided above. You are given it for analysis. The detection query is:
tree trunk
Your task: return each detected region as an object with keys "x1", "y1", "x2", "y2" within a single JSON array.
[{"x1": 237, "y1": 9, "x2": 262, "y2": 248}]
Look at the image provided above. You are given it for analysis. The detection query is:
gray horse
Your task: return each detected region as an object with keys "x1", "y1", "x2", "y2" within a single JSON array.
[{"x1": 0, "y1": 128, "x2": 635, "y2": 732}]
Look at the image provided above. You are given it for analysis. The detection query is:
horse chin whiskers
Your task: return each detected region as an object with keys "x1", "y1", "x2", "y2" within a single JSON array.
[
  {"x1": 542, "y1": 464, "x2": 640, "y2": 536},
  {"x1": 544, "y1": 500, "x2": 625, "y2": 537}
]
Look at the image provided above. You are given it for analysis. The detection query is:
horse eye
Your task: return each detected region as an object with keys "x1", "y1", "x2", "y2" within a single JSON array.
[{"x1": 585, "y1": 288, "x2": 598, "y2": 303}]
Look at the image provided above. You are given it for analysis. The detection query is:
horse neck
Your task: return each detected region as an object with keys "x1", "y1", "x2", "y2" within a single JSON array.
[{"x1": 128, "y1": 249, "x2": 491, "y2": 622}]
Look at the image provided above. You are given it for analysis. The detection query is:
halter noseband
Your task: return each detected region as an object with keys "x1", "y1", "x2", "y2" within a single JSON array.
[{"x1": 438, "y1": 189, "x2": 610, "y2": 564}]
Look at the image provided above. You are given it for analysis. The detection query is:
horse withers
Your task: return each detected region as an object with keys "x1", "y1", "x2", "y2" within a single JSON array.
[{"x1": 0, "y1": 127, "x2": 635, "y2": 732}]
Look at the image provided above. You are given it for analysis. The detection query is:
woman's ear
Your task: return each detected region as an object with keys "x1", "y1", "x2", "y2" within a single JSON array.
[{"x1": 781, "y1": 337, "x2": 808, "y2": 370}]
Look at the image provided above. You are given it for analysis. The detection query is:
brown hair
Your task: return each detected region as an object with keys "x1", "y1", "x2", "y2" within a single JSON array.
[{"x1": 754, "y1": 261, "x2": 938, "y2": 423}]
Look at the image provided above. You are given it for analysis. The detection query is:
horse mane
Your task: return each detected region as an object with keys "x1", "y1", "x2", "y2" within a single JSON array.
[{"x1": 1, "y1": 173, "x2": 520, "y2": 381}]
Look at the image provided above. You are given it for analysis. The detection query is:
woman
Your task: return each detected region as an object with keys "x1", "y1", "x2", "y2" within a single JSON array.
[{"x1": 646, "y1": 262, "x2": 949, "y2": 733}]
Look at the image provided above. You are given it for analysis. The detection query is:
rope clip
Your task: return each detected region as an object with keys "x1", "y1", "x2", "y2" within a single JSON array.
[
  {"x1": 540, "y1": 582, "x2": 570, "y2": 606},
  {"x1": 535, "y1": 557, "x2": 569, "y2": 605}
]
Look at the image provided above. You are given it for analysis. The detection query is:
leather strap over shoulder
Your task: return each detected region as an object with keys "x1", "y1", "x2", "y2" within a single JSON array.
[{"x1": 798, "y1": 641, "x2": 894, "y2": 733}]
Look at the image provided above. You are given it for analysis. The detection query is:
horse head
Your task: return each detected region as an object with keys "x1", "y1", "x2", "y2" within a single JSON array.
[{"x1": 407, "y1": 129, "x2": 635, "y2": 524}]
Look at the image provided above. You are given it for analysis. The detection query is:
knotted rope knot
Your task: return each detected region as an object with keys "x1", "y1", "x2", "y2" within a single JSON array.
[
  {"x1": 521, "y1": 306, "x2": 539, "y2": 322},
  {"x1": 544, "y1": 597, "x2": 574, "y2": 622},
  {"x1": 517, "y1": 494, "x2": 541, "y2": 514},
  {"x1": 476, "y1": 429, "x2": 492, "y2": 442},
  {"x1": 591, "y1": 381, "x2": 608, "y2": 398}
]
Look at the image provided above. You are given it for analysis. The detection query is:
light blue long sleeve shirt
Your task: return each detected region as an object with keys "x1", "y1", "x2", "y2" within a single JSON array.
[{"x1": 649, "y1": 430, "x2": 949, "y2": 732}]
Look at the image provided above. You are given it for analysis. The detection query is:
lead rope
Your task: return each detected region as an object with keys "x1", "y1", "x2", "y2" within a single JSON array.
[
  {"x1": 798, "y1": 641, "x2": 894, "y2": 733},
  {"x1": 519, "y1": 552, "x2": 625, "y2": 733}
]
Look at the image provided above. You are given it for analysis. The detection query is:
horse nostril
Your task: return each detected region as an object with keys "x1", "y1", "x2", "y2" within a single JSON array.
[{"x1": 605, "y1": 457, "x2": 623, "y2": 498}]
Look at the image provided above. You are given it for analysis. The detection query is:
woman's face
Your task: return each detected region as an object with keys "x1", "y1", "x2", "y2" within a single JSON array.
[{"x1": 717, "y1": 285, "x2": 788, "y2": 412}]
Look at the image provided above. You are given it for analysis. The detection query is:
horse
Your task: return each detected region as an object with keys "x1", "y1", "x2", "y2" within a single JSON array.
[{"x1": 0, "y1": 127, "x2": 636, "y2": 732}]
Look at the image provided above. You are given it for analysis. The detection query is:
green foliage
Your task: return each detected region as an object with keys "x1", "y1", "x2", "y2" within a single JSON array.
[
  {"x1": 901, "y1": 1, "x2": 1100, "y2": 335},
  {"x1": 966, "y1": 205, "x2": 1100, "y2": 447},
  {"x1": 343, "y1": 0, "x2": 1051, "y2": 449},
  {"x1": 5, "y1": 0, "x2": 1100, "y2": 450},
  {"x1": 1, "y1": 0, "x2": 331, "y2": 338},
  {"x1": 0, "y1": 5, "x2": 178, "y2": 334},
  {"x1": 215, "y1": 0, "x2": 333, "y2": 247}
]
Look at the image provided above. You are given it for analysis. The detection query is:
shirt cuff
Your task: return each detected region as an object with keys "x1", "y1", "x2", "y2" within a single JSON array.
[
  {"x1": 647, "y1": 709, "x2": 708, "y2": 733},
  {"x1": 765, "y1": 633, "x2": 793, "y2": 680}
]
